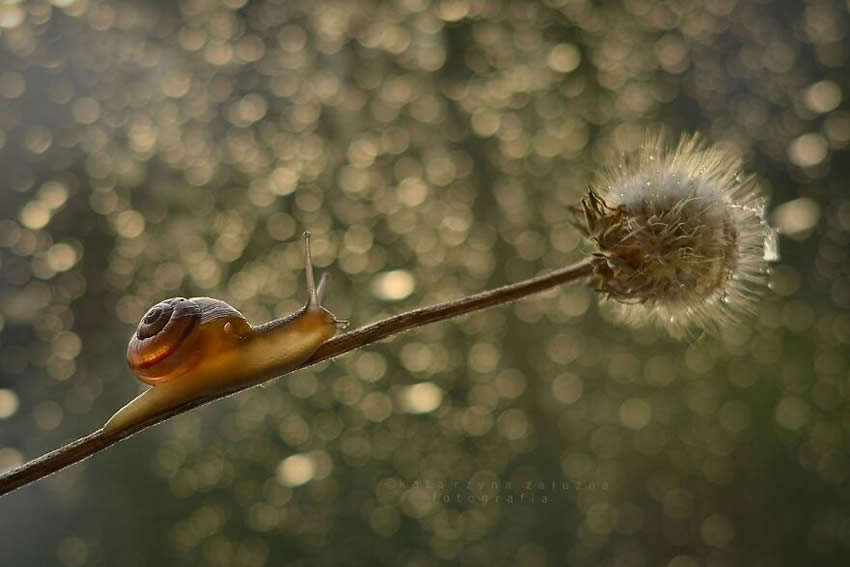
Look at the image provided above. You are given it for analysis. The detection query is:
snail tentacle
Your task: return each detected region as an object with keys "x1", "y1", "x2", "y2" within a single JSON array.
[{"x1": 104, "y1": 232, "x2": 342, "y2": 437}]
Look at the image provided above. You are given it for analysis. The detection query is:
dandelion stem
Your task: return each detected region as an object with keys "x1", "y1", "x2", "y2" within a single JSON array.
[{"x1": 0, "y1": 259, "x2": 595, "y2": 497}]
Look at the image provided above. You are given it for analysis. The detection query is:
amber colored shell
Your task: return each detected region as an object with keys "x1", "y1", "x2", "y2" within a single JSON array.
[
  {"x1": 127, "y1": 298, "x2": 200, "y2": 384},
  {"x1": 127, "y1": 297, "x2": 249, "y2": 384}
]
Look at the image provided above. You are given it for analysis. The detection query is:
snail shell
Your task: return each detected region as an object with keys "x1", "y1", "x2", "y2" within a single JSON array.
[{"x1": 127, "y1": 297, "x2": 250, "y2": 384}]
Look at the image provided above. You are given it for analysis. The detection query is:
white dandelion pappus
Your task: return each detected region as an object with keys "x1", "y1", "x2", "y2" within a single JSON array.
[{"x1": 572, "y1": 133, "x2": 778, "y2": 338}]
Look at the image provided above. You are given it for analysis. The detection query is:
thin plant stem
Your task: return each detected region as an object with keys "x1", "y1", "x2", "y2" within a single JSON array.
[{"x1": 0, "y1": 259, "x2": 595, "y2": 497}]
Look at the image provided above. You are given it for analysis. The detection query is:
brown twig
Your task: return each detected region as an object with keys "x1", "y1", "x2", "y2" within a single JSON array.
[{"x1": 0, "y1": 259, "x2": 595, "y2": 497}]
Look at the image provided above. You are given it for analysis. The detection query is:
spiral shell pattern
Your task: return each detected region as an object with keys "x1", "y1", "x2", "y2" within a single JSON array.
[{"x1": 127, "y1": 298, "x2": 200, "y2": 383}]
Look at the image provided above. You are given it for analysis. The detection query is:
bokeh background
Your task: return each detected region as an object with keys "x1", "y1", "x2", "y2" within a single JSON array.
[{"x1": 1, "y1": 0, "x2": 849, "y2": 565}]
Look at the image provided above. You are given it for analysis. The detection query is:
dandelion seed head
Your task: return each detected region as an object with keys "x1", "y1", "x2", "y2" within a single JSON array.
[{"x1": 573, "y1": 133, "x2": 777, "y2": 338}]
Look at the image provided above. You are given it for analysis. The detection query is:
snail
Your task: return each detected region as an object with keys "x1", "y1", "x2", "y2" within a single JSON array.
[{"x1": 103, "y1": 232, "x2": 345, "y2": 437}]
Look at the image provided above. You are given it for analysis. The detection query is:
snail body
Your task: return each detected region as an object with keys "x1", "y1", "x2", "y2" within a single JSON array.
[{"x1": 103, "y1": 233, "x2": 343, "y2": 437}]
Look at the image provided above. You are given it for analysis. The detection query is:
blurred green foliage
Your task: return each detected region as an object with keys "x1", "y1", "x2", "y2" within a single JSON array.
[{"x1": 1, "y1": 0, "x2": 849, "y2": 565}]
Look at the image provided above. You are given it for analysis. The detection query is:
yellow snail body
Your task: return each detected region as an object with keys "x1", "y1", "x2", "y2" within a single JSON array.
[{"x1": 103, "y1": 233, "x2": 344, "y2": 437}]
